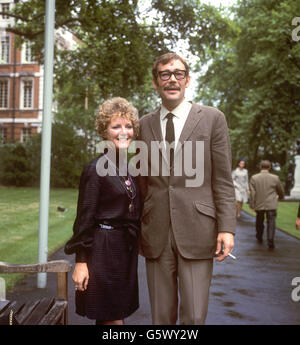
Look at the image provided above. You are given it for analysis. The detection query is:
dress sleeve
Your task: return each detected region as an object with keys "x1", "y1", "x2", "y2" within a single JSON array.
[
  {"x1": 64, "y1": 161, "x2": 101, "y2": 262},
  {"x1": 245, "y1": 169, "x2": 250, "y2": 190}
]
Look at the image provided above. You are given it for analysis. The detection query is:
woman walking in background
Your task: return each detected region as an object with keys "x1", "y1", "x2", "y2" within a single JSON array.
[{"x1": 232, "y1": 159, "x2": 250, "y2": 218}]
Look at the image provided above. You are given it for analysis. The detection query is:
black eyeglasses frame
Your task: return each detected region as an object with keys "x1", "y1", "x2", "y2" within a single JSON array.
[{"x1": 157, "y1": 69, "x2": 187, "y2": 81}]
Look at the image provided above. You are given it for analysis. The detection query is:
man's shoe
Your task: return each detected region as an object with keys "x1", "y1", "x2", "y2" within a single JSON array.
[{"x1": 256, "y1": 235, "x2": 263, "y2": 244}]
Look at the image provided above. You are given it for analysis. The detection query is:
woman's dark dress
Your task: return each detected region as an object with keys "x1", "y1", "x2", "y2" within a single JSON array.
[{"x1": 64, "y1": 154, "x2": 141, "y2": 321}]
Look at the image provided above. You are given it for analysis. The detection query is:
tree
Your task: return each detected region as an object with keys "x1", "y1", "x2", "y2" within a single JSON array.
[
  {"x1": 1, "y1": 0, "x2": 232, "y2": 164},
  {"x1": 196, "y1": 0, "x2": 300, "y2": 180}
]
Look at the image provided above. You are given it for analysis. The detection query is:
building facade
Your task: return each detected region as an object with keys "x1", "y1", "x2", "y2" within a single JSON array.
[
  {"x1": 0, "y1": 0, "x2": 43, "y2": 143},
  {"x1": 0, "y1": 0, "x2": 78, "y2": 143}
]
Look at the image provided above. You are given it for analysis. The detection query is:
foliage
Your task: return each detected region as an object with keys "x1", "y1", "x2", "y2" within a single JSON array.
[
  {"x1": 3, "y1": 0, "x2": 231, "y2": 110},
  {"x1": 0, "y1": 123, "x2": 93, "y2": 188},
  {"x1": 0, "y1": 0, "x2": 234, "y2": 169},
  {"x1": 0, "y1": 143, "x2": 34, "y2": 186},
  {"x1": 50, "y1": 122, "x2": 93, "y2": 188},
  {"x1": 3, "y1": 0, "x2": 298, "y2": 185},
  {"x1": 196, "y1": 0, "x2": 300, "y2": 177}
]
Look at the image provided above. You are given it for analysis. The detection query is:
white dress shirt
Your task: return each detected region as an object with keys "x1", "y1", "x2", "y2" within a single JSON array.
[{"x1": 160, "y1": 99, "x2": 192, "y2": 150}]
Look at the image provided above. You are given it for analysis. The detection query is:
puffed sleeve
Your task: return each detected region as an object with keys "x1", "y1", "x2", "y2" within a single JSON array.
[{"x1": 64, "y1": 160, "x2": 101, "y2": 262}]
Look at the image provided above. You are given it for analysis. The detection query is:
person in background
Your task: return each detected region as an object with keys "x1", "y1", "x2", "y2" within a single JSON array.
[
  {"x1": 64, "y1": 97, "x2": 141, "y2": 325},
  {"x1": 250, "y1": 160, "x2": 284, "y2": 249},
  {"x1": 232, "y1": 159, "x2": 250, "y2": 218}
]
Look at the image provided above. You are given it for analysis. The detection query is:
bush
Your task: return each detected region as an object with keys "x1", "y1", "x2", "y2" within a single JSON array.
[
  {"x1": 0, "y1": 143, "x2": 34, "y2": 186},
  {"x1": 50, "y1": 122, "x2": 93, "y2": 188},
  {"x1": 0, "y1": 123, "x2": 94, "y2": 188}
]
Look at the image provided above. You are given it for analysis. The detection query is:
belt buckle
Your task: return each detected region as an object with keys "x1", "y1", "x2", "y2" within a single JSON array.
[{"x1": 99, "y1": 223, "x2": 114, "y2": 230}]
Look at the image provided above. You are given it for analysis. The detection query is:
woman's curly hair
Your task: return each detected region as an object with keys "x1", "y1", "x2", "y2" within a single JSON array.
[{"x1": 95, "y1": 97, "x2": 139, "y2": 139}]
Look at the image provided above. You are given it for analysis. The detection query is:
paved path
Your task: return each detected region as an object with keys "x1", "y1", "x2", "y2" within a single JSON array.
[{"x1": 6, "y1": 211, "x2": 300, "y2": 325}]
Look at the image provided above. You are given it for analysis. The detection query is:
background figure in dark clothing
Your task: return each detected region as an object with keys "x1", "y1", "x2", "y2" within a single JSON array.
[
  {"x1": 64, "y1": 97, "x2": 141, "y2": 325},
  {"x1": 250, "y1": 160, "x2": 284, "y2": 249}
]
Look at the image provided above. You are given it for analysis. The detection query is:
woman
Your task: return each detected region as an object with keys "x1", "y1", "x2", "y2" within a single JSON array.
[
  {"x1": 64, "y1": 97, "x2": 141, "y2": 325},
  {"x1": 232, "y1": 159, "x2": 250, "y2": 218}
]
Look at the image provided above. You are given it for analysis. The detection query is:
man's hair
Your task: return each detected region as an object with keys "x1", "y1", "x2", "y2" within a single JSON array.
[
  {"x1": 260, "y1": 160, "x2": 271, "y2": 170},
  {"x1": 152, "y1": 52, "x2": 190, "y2": 84}
]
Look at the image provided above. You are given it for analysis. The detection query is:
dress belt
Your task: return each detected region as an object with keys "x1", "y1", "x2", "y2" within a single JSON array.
[{"x1": 98, "y1": 221, "x2": 140, "y2": 251}]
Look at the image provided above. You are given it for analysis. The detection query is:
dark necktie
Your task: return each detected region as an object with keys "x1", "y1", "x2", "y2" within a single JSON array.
[{"x1": 165, "y1": 113, "x2": 175, "y2": 167}]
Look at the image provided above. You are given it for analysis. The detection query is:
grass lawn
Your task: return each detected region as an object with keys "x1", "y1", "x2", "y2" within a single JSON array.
[
  {"x1": 243, "y1": 201, "x2": 300, "y2": 240},
  {"x1": 0, "y1": 186, "x2": 78, "y2": 291}
]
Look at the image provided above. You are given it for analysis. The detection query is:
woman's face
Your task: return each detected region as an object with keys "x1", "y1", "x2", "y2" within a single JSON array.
[
  {"x1": 238, "y1": 160, "x2": 245, "y2": 169},
  {"x1": 106, "y1": 115, "x2": 134, "y2": 150}
]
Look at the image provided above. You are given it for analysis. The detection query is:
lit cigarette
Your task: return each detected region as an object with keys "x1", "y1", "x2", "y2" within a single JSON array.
[{"x1": 228, "y1": 253, "x2": 237, "y2": 260}]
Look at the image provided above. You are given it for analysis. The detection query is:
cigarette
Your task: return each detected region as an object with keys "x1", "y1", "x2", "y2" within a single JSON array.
[{"x1": 228, "y1": 253, "x2": 237, "y2": 260}]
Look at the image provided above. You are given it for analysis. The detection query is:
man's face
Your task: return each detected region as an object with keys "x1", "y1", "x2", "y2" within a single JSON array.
[{"x1": 153, "y1": 59, "x2": 190, "y2": 110}]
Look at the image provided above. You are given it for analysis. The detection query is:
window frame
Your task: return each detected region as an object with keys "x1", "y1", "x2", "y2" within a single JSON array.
[
  {"x1": 0, "y1": 35, "x2": 10, "y2": 63},
  {"x1": 0, "y1": 78, "x2": 9, "y2": 109},
  {"x1": 20, "y1": 78, "x2": 34, "y2": 109}
]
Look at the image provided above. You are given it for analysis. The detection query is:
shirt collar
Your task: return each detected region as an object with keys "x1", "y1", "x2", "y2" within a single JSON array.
[{"x1": 160, "y1": 99, "x2": 191, "y2": 120}]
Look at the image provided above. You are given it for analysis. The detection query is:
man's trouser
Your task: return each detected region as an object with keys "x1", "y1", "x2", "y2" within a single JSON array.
[
  {"x1": 145, "y1": 228, "x2": 213, "y2": 325},
  {"x1": 255, "y1": 209, "x2": 277, "y2": 247}
]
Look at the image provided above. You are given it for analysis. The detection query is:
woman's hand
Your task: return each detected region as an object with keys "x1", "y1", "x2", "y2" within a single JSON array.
[{"x1": 72, "y1": 263, "x2": 89, "y2": 291}]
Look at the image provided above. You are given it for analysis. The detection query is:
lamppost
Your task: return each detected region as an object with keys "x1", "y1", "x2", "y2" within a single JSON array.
[{"x1": 37, "y1": 0, "x2": 56, "y2": 288}]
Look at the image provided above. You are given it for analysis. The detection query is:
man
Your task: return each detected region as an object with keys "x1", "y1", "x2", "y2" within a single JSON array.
[
  {"x1": 250, "y1": 160, "x2": 284, "y2": 249},
  {"x1": 138, "y1": 52, "x2": 236, "y2": 325}
]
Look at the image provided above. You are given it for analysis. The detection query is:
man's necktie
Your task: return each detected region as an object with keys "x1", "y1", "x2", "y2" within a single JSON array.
[{"x1": 165, "y1": 113, "x2": 175, "y2": 167}]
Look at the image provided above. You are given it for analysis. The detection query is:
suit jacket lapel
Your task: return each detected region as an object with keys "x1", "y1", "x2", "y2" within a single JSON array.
[
  {"x1": 175, "y1": 103, "x2": 203, "y2": 154},
  {"x1": 150, "y1": 108, "x2": 169, "y2": 164},
  {"x1": 150, "y1": 108, "x2": 163, "y2": 142}
]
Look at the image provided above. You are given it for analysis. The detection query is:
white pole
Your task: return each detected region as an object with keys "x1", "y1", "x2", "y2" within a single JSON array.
[{"x1": 37, "y1": 0, "x2": 55, "y2": 288}]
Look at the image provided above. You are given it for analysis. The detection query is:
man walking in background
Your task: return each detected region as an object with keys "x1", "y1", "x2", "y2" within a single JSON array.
[{"x1": 250, "y1": 160, "x2": 285, "y2": 249}]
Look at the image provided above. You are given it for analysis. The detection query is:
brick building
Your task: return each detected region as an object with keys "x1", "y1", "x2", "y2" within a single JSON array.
[{"x1": 0, "y1": 0, "x2": 77, "y2": 143}]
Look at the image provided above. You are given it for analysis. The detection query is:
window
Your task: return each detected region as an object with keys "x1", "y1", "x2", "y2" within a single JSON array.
[
  {"x1": 22, "y1": 41, "x2": 34, "y2": 63},
  {"x1": 0, "y1": 35, "x2": 10, "y2": 63},
  {"x1": 0, "y1": 79, "x2": 9, "y2": 108},
  {"x1": 1, "y1": 3, "x2": 10, "y2": 19},
  {"x1": 21, "y1": 128, "x2": 32, "y2": 143},
  {"x1": 22, "y1": 79, "x2": 33, "y2": 108},
  {"x1": 0, "y1": 127, "x2": 7, "y2": 143}
]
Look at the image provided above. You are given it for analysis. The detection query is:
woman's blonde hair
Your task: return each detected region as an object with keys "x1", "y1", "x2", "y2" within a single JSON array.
[{"x1": 95, "y1": 97, "x2": 139, "y2": 139}]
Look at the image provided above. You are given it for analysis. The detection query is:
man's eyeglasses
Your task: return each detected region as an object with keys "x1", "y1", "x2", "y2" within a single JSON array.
[{"x1": 157, "y1": 70, "x2": 187, "y2": 81}]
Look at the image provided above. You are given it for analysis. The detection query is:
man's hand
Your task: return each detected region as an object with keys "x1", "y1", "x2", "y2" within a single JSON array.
[{"x1": 215, "y1": 232, "x2": 234, "y2": 262}]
